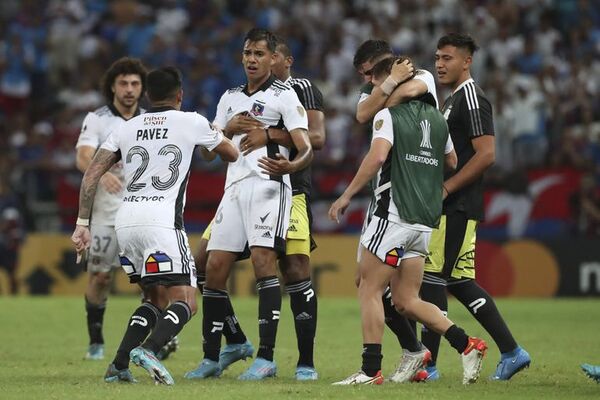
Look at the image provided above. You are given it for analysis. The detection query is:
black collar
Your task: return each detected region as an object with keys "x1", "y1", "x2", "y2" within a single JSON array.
[
  {"x1": 148, "y1": 105, "x2": 176, "y2": 113},
  {"x1": 243, "y1": 73, "x2": 276, "y2": 96},
  {"x1": 108, "y1": 103, "x2": 142, "y2": 120}
]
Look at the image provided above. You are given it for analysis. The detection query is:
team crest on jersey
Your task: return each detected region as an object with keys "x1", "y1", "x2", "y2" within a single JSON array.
[
  {"x1": 297, "y1": 106, "x2": 305, "y2": 117},
  {"x1": 145, "y1": 252, "x2": 173, "y2": 274},
  {"x1": 250, "y1": 102, "x2": 265, "y2": 116},
  {"x1": 374, "y1": 119, "x2": 384, "y2": 131},
  {"x1": 384, "y1": 247, "x2": 405, "y2": 267}
]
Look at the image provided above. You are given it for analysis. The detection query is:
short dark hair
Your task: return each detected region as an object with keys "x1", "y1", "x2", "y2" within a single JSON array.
[
  {"x1": 244, "y1": 28, "x2": 277, "y2": 52},
  {"x1": 437, "y1": 33, "x2": 479, "y2": 55},
  {"x1": 371, "y1": 56, "x2": 417, "y2": 81},
  {"x1": 101, "y1": 57, "x2": 147, "y2": 103},
  {"x1": 146, "y1": 66, "x2": 182, "y2": 103},
  {"x1": 274, "y1": 34, "x2": 292, "y2": 57},
  {"x1": 353, "y1": 39, "x2": 392, "y2": 69}
]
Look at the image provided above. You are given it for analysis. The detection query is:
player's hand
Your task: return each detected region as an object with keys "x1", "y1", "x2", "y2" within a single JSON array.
[
  {"x1": 390, "y1": 59, "x2": 414, "y2": 83},
  {"x1": 100, "y1": 172, "x2": 122, "y2": 194},
  {"x1": 258, "y1": 153, "x2": 293, "y2": 175},
  {"x1": 328, "y1": 195, "x2": 351, "y2": 223},
  {"x1": 225, "y1": 113, "x2": 264, "y2": 136},
  {"x1": 71, "y1": 225, "x2": 91, "y2": 263},
  {"x1": 240, "y1": 128, "x2": 268, "y2": 155}
]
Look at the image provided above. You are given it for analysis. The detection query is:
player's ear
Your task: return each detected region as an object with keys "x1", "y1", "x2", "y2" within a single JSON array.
[
  {"x1": 464, "y1": 55, "x2": 473, "y2": 70},
  {"x1": 286, "y1": 55, "x2": 294, "y2": 68}
]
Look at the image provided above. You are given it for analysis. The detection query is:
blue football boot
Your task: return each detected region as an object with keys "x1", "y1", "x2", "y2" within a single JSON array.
[{"x1": 490, "y1": 346, "x2": 531, "y2": 380}]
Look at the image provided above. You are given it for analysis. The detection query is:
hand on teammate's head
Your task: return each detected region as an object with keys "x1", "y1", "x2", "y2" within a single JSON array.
[{"x1": 390, "y1": 59, "x2": 415, "y2": 83}]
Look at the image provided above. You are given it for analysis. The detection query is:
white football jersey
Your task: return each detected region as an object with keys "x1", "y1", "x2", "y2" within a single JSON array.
[
  {"x1": 101, "y1": 107, "x2": 224, "y2": 230},
  {"x1": 214, "y1": 74, "x2": 308, "y2": 189},
  {"x1": 76, "y1": 104, "x2": 144, "y2": 226}
]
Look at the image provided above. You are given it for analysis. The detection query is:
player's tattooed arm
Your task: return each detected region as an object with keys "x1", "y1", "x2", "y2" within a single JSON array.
[{"x1": 78, "y1": 149, "x2": 119, "y2": 219}]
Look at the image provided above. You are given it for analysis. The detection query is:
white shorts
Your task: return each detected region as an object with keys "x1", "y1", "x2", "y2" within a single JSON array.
[
  {"x1": 116, "y1": 226, "x2": 197, "y2": 287},
  {"x1": 359, "y1": 215, "x2": 431, "y2": 267},
  {"x1": 207, "y1": 176, "x2": 291, "y2": 254},
  {"x1": 87, "y1": 224, "x2": 120, "y2": 273}
]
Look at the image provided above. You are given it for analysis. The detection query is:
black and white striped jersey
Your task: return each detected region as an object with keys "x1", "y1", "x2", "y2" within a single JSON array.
[
  {"x1": 285, "y1": 76, "x2": 324, "y2": 196},
  {"x1": 441, "y1": 78, "x2": 494, "y2": 220},
  {"x1": 214, "y1": 74, "x2": 308, "y2": 189},
  {"x1": 76, "y1": 104, "x2": 143, "y2": 225}
]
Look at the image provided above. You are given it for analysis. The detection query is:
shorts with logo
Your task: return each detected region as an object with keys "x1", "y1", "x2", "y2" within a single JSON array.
[
  {"x1": 359, "y1": 215, "x2": 431, "y2": 267},
  {"x1": 87, "y1": 224, "x2": 120, "y2": 273},
  {"x1": 286, "y1": 193, "x2": 317, "y2": 257},
  {"x1": 207, "y1": 176, "x2": 291, "y2": 254},
  {"x1": 116, "y1": 226, "x2": 197, "y2": 287},
  {"x1": 201, "y1": 193, "x2": 314, "y2": 259},
  {"x1": 423, "y1": 212, "x2": 477, "y2": 282}
]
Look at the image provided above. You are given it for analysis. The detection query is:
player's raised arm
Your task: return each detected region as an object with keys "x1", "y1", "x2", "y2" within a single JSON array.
[{"x1": 356, "y1": 59, "x2": 414, "y2": 124}]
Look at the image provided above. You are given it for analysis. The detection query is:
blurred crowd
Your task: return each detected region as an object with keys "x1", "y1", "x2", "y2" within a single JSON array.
[{"x1": 0, "y1": 0, "x2": 599, "y2": 239}]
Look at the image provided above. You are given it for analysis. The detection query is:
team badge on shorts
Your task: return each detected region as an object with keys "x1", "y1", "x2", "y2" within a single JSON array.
[
  {"x1": 384, "y1": 247, "x2": 405, "y2": 267},
  {"x1": 375, "y1": 119, "x2": 384, "y2": 131},
  {"x1": 119, "y1": 256, "x2": 135, "y2": 275},
  {"x1": 250, "y1": 102, "x2": 265, "y2": 116},
  {"x1": 297, "y1": 106, "x2": 305, "y2": 117},
  {"x1": 145, "y1": 252, "x2": 173, "y2": 274}
]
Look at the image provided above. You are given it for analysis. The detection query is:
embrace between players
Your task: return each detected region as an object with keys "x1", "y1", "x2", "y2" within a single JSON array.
[{"x1": 71, "y1": 28, "x2": 530, "y2": 386}]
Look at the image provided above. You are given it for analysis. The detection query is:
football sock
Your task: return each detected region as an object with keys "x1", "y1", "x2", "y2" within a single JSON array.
[
  {"x1": 420, "y1": 281, "x2": 448, "y2": 363},
  {"x1": 362, "y1": 343, "x2": 383, "y2": 377},
  {"x1": 85, "y1": 296, "x2": 106, "y2": 345},
  {"x1": 286, "y1": 279, "x2": 317, "y2": 367},
  {"x1": 113, "y1": 302, "x2": 161, "y2": 370},
  {"x1": 256, "y1": 276, "x2": 281, "y2": 361},
  {"x1": 202, "y1": 288, "x2": 228, "y2": 362},
  {"x1": 443, "y1": 324, "x2": 469, "y2": 354},
  {"x1": 142, "y1": 301, "x2": 192, "y2": 355},
  {"x1": 448, "y1": 279, "x2": 518, "y2": 353},
  {"x1": 223, "y1": 294, "x2": 248, "y2": 345},
  {"x1": 382, "y1": 286, "x2": 421, "y2": 352}
]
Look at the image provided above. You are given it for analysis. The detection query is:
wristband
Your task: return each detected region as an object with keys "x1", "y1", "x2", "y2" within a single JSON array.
[
  {"x1": 265, "y1": 127, "x2": 271, "y2": 142},
  {"x1": 380, "y1": 76, "x2": 399, "y2": 96},
  {"x1": 76, "y1": 217, "x2": 90, "y2": 226}
]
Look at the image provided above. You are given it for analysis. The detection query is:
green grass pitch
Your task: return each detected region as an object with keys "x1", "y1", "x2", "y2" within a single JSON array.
[{"x1": 1, "y1": 296, "x2": 599, "y2": 399}]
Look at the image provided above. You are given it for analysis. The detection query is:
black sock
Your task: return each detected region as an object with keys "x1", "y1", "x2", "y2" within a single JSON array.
[
  {"x1": 443, "y1": 324, "x2": 469, "y2": 354},
  {"x1": 419, "y1": 280, "x2": 448, "y2": 364},
  {"x1": 361, "y1": 343, "x2": 383, "y2": 377},
  {"x1": 286, "y1": 279, "x2": 317, "y2": 367},
  {"x1": 113, "y1": 302, "x2": 161, "y2": 370},
  {"x1": 143, "y1": 301, "x2": 192, "y2": 355},
  {"x1": 382, "y1": 286, "x2": 421, "y2": 352},
  {"x1": 85, "y1": 296, "x2": 106, "y2": 345},
  {"x1": 223, "y1": 294, "x2": 248, "y2": 345},
  {"x1": 256, "y1": 276, "x2": 281, "y2": 361},
  {"x1": 448, "y1": 279, "x2": 517, "y2": 353},
  {"x1": 202, "y1": 288, "x2": 228, "y2": 362}
]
